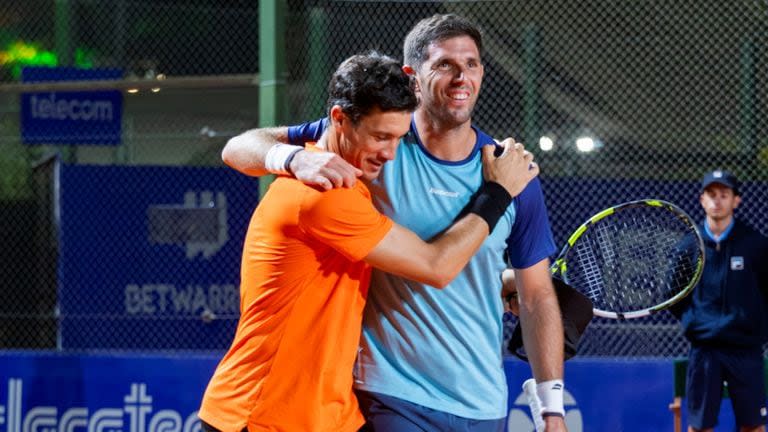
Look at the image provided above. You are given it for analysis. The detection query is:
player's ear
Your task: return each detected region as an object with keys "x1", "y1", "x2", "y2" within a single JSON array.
[
  {"x1": 733, "y1": 194, "x2": 742, "y2": 209},
  {"x1": 402, "y1": 65, "x2": 420, "y2": 93},
  {"x1": 330, "y1": 105, "x2": 345, "y2": 128}
]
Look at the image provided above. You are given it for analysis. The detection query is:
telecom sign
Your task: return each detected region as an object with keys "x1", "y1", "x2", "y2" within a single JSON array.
[{"x1": 20, "y1": 66, "x2": 123, "y2": 145}]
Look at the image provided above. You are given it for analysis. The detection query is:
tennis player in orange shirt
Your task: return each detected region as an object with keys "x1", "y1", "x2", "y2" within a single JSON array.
[{"x1": 198, "y1": 51, "x2": 538, "y2": 432}]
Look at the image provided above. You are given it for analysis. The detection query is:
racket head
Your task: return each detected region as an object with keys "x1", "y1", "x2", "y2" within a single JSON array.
[{"x1": 552, "y1": 199, "x2": 705, "y2": 319}]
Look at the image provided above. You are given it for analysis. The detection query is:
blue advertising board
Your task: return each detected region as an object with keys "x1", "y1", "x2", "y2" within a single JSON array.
[
  {"x1": 57, "y1": 164, "x2": 260, "y2": 350},
  {"x1": 20, "y1": 66, "x2": 123, "y2": 145},
  {"x1": 0, "y1": 352, "x2": 215, "y2": 432},
  {"x1": 503, "y1": 357, "x2": 738, "y2": 431},
  {"x1": 0, "y1": 353, "x2": 741, "y2": 432}
]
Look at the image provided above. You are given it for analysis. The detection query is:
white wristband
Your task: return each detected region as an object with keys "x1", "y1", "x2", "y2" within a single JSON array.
[
  {"x1": 265, "y1": 143, "x2": 303, "y2": 175},
  {"x1": 536, "y1": 379, "x2": 565, "y2": 417}
]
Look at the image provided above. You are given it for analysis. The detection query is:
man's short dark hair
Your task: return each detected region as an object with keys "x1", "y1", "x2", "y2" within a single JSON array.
[
  {"x1": 403, "y1": 14, "x2": 483, "y2": 71},
  {"x1": 326, "y1": 51, "x2": 418, "y2": 125}
]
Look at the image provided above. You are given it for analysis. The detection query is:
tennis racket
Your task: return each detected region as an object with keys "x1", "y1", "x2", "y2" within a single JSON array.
[
  {"x1": 523, "y1": 379, "x2": 546, "y2": 432},
  {"x1": 551, "y1": 199, "x2": 705, "y2": 320}
]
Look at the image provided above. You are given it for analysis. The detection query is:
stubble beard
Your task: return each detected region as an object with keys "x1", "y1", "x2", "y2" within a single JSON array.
[{"x1": 425, "y1": 102, "x2": 474, "y2": 131}]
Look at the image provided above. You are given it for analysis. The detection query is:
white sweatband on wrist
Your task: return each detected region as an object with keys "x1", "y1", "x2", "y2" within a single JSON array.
[
  {"x1": 536, "y1": 379, "x2": 565, "y2": 417},
  {"x1": 265, "y1": 144, "x2": 303, "y2": 175}
]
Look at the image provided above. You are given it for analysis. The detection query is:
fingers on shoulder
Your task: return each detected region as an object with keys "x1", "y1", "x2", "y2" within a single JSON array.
[
  {"x1": 528, "y1": 161, "x2": 540, "y2": 177},
  {"x1": 312, "y1": 176, "x2": 333, "y2": 191}
]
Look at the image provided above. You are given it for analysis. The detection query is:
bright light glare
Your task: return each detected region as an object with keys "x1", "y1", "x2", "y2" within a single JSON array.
[
  {"x1": 539, "y1": 136, "x2": 554, "y2": 151},
  {"x1": 576, "y1": 136, "x2": 595, "y2": 152}
]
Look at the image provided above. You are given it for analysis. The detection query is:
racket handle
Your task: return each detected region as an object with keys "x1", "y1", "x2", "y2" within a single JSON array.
[{"x1": 523, "y1": 378, "x2": 546, "y2": 432}]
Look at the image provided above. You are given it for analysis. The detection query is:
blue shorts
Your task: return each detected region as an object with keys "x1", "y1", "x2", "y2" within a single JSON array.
[
  {"x1": 686, "y1": 344, "x2": 767, "y2": 429},
  {"x1": 355, "y1": 390, "x2": 505, "y2": 432}
]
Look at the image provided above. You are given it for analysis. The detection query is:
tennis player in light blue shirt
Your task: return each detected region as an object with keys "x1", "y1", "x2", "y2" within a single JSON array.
[{"x1": 287, "y1": 116, "x2": 556, "y2": 422}]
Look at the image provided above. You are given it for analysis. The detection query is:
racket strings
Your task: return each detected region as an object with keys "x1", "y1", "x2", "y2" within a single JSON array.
[{"x1": 564, "y1": 205, "x2": 701, "y2": 314}]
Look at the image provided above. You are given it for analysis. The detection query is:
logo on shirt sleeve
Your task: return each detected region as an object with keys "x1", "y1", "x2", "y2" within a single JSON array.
[{"x1": 731, "y1": 256, "x2": 744, "y2": 271}]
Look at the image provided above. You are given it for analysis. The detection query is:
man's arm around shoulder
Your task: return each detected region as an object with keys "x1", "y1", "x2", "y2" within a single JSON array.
[
  {"x1": 221, "y1": 126, "x2": 361, "y2": 190},
  {"x1": 222, "y1": 127, "x2": 291, "y2": 177},
  {"x1": 363, "y1": 142, "x2": 538, "y2": 288}
]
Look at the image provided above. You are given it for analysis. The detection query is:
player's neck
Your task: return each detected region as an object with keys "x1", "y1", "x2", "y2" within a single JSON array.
[
  {"x1": 414, "y1": 112, "x2": 475, "y2": 161},
  {"x1": 319, "y1": 126, "x2": 339, "y2": 154},
  {"x1": 707, "y1": 215, "x2": 734, "y2": 237}
]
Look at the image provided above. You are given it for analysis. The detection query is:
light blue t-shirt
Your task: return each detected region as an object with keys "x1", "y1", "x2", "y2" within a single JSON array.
[{"x1": 288, "y1": 117, "x2": 556, "y2": 419}]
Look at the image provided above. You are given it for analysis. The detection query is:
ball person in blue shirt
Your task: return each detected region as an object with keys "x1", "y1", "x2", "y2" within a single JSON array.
[{"x1": 672, "y1": 170, "x2": 768, "y2": 432}]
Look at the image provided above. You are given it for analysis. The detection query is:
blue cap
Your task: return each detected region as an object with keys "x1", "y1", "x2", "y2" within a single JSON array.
[{"x1": 701, "y1": 170, "x2": 740, "y2": 195}]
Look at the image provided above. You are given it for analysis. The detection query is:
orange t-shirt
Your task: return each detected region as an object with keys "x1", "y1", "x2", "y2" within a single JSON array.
[{"x1": 199, "y1": 174, "x2": 393, "y2": 432}]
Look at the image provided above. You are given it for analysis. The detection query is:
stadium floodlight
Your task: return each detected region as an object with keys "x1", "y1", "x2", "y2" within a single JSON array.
[
  {"x1": 539, "y1": 135, "x2": 554, "y2": 152},
  {"x1": 575, "y1": 136, "x2": 596, "y2": 153}
]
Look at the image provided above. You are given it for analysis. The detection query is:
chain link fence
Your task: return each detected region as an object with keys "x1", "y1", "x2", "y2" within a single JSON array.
[
  {"x1": 1, "y1": 0, "x2": 767, "y2": 357},
  {"x1": 0, "y1": 0, "x2": 261, "y2": 352}
]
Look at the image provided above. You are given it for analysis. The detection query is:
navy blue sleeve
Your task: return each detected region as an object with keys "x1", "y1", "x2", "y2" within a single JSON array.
[
  {"x1": 287, "y1": 118, "x2": 329, "y2": 144},
  {"x1": 506, "y1": 177, "x2": 558, "y2": 269}
]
